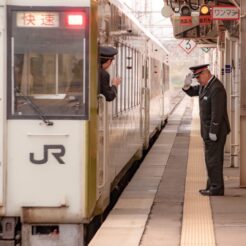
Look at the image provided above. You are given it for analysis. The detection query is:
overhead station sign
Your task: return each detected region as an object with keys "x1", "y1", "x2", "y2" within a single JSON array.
[
  {"x1": 177, "y1": 5, "x2": 239, "y2": 29},
  {"x1": 212, "y1": 6, "x2": 240, "y2": 20}
]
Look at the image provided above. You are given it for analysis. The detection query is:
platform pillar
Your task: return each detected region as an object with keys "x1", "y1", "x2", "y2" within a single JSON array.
[
  {"x1": 240, "y1": 0, "x2": 246, "y2": 186},
  {"x1": 224, "y1": 36, "x2": 232, "y2": 154}
]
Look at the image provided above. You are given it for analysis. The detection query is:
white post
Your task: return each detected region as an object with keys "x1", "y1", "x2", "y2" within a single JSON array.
[
  {"x1": 217, "y1": 45, "x2": 225, "y2": 83},
  {"x1": 233, "y1": 41, "x2": 240, "y2": 168},
  {"x1": 224, "y1": 35, "x2": 232, "y2": 155},
  {"x1": 212, "y1": 48, "x2": 218, "y2": 77},
  {"x1": 230, "y1": 40, "x2": 240, "y2": 167},
  {"x1": 240, "y1": 0, "x2": 246, "y2": 186}
]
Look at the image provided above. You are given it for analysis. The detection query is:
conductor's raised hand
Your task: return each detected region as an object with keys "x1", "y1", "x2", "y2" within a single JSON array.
[
  {"x1": 183, "y1": 73, "x2": 193, "y2": 90},
  {"x1": 112, "y1": 77, "x2": 121, "y2": 87}
]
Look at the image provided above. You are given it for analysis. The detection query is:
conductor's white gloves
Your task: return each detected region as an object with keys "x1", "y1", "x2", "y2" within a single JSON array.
[
  {"x1": 183, "y1": 73, "x2": 193, "y2": 90},
  {"x1": 209, "y1": 133, "x2": 217, "y2": 141}
]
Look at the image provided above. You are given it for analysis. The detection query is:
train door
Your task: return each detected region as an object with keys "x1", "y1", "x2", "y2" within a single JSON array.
[
  {"x1": 141, "y1": 57, "x2": 150, "y2": 149},
  {"x1": 160, "y1": 63, "x2": 165, "y2": 121},
  {"x1": 97, "y1": 94, "x2": 109, "y2": 204},
  {"x1": 96, "y1": 43, "x2": 119, "y2": 208},
  {"x1": 0, "y1": 4, "x2": 5, "y2": 210},
  {"x1": 6, "y1": 7, "x2": 89, "y2": 222}
]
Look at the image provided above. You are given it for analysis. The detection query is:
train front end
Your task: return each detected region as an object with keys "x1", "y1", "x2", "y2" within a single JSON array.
[{"x1": 1, "y1": 0, "x2": 98, "y2": 245}]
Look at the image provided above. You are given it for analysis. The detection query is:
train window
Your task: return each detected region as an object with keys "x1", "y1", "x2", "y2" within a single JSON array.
[
  {"x1": 134, "y1": 52, "x2": 137, "y2": 106},
  {"x1": 116, "y1": 43, "x2": 122, "y2": 114},
  {"x1": 127, "y1": 47, "x2": 132, "y2": 110},
  {"x1": 122, "y1": 46, "x2": 126, "y2": 111},
  {"x1": 165, "y1": 65, "x2": 170, "y2": 91},
  {"x1": 8, "y1": 9, "x2": 89, "y2": 119},
  {"x1": 125, "y1": 46, "x2": 128, "y2": 110},
  {"x1": 132, "y1": 50, "x2": 134, "y2": 108},
  {"x1": 138, "y1": 53, "x2": 141, "y2": 105},
  {"x1": 113, "y1": 44, "x2": 141, "y2": 113},
  {"x1": 126, "y1": 48, "x2": 132, "y2": 109},
  {"x1": 134, "y1": 50, "x2": 137, "y2": 106},
  {"x1": 132, "y1": 51, "x2": 135, "y2": 107},
  {"x1": 129, "y1": 49, "x2": 133, "y2": 108},
  {"x1": 151, "y1": 59, "x2": 162, "y2": 99},
  {"x1": 112, "y1": 59, "x2": 118, "y2": 117}
]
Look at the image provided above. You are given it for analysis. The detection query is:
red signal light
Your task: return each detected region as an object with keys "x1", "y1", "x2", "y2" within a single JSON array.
[{"x1": 66, "y1": 13, "x2": 85, "y2": 28}]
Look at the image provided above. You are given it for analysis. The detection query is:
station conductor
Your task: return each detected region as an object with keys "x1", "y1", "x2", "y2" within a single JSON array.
[
  {"x1": 99, "y1": 46, "x2": 121, "y2": 101},
  {"x1": 182, "y1": 64, "x2": 230, "y2": 196}
]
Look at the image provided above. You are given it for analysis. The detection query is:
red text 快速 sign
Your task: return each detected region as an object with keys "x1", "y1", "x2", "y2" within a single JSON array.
[
  {"x1": 212, "y1": 6, "x2": 239, "y2": 20},
  {"x1": 17, "y1": 12, "x2": 59, "y2": 27}
]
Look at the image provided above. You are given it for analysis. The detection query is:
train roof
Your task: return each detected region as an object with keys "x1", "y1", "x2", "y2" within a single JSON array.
[{"x1": 109, "y1": 0, "x2": 169, "y2": 55}]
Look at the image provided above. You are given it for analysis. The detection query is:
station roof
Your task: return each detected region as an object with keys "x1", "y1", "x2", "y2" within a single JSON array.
[{"x1": 164, "y1": 0, "x2": 240, "y2": 46}]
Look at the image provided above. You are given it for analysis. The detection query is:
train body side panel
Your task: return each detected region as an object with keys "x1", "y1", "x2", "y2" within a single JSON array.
[{"x1": 108, "y1": 106, "x2": 142, "y2": 179}]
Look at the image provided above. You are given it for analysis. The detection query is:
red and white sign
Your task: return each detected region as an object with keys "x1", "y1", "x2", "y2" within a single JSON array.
[
  {"x1": 17, "y1": 12, "x2": 59, "y2": 28},
  {"x1": 179, "y1": 40, "x2": 197, "y2": 54},
  {"x1": 180, "y1": 16, "x2": 192, "y2": 26},
  {"x1": 212, "y1": 6, "x2": 240, "y2": 20},
  {"x1": 200, "y1": 15, "x2": 212, "y2": 26}
]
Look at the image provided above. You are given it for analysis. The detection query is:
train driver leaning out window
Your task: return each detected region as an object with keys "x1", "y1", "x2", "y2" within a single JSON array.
[{"x1": 99, "y1": 46, "x2": 121, "y2": 101}]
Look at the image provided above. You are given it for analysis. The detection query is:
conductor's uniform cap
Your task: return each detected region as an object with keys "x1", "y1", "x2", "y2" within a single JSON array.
[
  {"x1": 100, "y1": 46, "x2": 118, "y2": 60},
  {"x1": 189, "y1": 64, "x2": 209, "y2": 78}
]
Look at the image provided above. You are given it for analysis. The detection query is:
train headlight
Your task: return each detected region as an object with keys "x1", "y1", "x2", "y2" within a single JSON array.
[{"x1": 66, "y1": 13, "x2": 85, "y2": 28}]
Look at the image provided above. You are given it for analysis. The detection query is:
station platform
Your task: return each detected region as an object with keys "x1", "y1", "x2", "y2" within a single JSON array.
[{"x1": 89, "y1": 96, "x2": 246, "y2": 246}]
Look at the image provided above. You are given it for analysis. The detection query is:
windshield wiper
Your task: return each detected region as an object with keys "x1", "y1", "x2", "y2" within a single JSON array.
[{"x1": 15, "y1": 87, "x2": 54, "y2": 126}]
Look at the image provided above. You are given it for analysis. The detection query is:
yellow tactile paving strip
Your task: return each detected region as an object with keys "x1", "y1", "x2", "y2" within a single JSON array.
[{"x1": 180, "y1": 99, "x2": 216, "y2": 246}]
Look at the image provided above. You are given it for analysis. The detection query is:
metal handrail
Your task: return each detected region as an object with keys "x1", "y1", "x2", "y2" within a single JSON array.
[{"x1": 97, "y1": 94, "x2": 107, "y2": 189}]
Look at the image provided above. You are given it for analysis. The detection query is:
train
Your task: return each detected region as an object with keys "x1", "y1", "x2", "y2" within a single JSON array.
[{"x1": 0, "y1": 0, "x2": 177, "y2": 245}]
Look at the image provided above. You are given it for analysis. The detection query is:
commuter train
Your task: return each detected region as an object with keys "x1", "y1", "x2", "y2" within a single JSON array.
[{"x1": 0, "y1": 0, "x2": 175, "y2": 245}]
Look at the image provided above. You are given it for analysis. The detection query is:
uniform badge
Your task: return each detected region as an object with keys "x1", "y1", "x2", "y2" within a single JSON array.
[{"x1": 203, "y1": 96, "x2": 208, "y2": 100}]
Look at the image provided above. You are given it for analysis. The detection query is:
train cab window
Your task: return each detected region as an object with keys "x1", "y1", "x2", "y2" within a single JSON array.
[{"x1": 8, "y1": 9, "x2": 89, "y2": 119}]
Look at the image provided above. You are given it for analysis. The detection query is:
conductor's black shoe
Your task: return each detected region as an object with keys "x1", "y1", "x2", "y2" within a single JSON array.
[
  {"x1": 199, "y1": 189, "x2": 224, "y2": 196},
  {"x1": 199, "y1": 188, "x2": 209, "y2": 193}
]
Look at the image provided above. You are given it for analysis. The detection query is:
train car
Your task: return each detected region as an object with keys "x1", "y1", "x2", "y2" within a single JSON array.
[
  {"x1": 97, "y1": 0, "x2": 170, "y2": 215},
  {"x1": 0, "y1": 0, "x2": 171, "y2": 245}
]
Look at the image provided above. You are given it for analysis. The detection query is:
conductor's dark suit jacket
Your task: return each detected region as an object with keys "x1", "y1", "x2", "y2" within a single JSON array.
[
  {"x1": 99, "y1": 67, "x2": 117, "y2": 101},
  {"x1": 183, "y1": 76, "x2": 230, "y2": 140}
]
